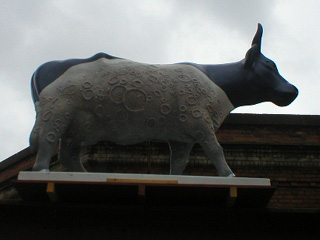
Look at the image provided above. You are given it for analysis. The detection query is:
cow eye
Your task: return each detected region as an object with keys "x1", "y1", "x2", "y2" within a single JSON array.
[
  {"x1": 265, "y1": 64, "x2": 272, "y2": 70},
  {"x1": 266, "y1": 61, "x2": 277, "y2": 71}
]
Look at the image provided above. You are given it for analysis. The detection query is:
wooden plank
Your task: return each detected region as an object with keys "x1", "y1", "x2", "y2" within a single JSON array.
[
  {"x1": 107, "y1": 178, "x2": 178, "y2": 184},
  {"x1": 18, "y1": 172, "x2": 271, "y2": 187}
]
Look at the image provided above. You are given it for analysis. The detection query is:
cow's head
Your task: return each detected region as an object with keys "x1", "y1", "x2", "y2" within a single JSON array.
[{"x1": 243, "y1": 23, "x2": 298, "y2": 107}]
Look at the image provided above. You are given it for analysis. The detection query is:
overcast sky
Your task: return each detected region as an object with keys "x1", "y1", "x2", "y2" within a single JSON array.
[{"x1": 0, "y1": 0, "x2": 319, "y2": 161}]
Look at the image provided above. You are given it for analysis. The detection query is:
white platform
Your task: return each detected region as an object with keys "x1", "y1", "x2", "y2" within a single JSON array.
[{"x1": 18, "y1": 171, "x2": 271, "y2": 187}]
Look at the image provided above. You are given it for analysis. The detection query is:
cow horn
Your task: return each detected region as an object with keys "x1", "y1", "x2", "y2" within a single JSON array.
[{"x1": 251, "y1": 23, "x2": 263, "y2": 51}]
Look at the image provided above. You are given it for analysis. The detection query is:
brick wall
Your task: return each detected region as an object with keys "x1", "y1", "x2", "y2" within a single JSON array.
[
  {"x1": 81, "y1": 142, "x2": 320, "y2": 209},
  {"x1": 80, "y1": 114, "x2": 320, "y2": 209}
]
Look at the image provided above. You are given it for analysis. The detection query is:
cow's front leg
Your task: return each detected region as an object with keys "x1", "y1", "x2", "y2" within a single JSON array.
[
  {"x1": 199, "y1": 135, "x2": 235, "y2": 177},
  {"x1": 59, "y1": 139, "x2": 86, "y2": 172},
  {"x1": 169, "y1": 141, "x2": 194, "y2": 175}
]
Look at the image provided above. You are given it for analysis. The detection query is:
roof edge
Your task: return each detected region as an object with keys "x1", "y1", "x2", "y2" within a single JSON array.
[
  {"x1": 0, "y1": 147, "x2": 32, "y2": 172},
  {"x1": 225, "y1": 113, "x2": 320, "y2": 126}
]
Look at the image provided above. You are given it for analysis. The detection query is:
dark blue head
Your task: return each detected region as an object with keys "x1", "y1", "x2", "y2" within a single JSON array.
[{"x1": 243, "y1": 24, "x2": 298, "y2": 107}]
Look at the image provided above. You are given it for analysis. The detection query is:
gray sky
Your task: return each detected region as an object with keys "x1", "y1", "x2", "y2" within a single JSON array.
[{"x1": 0, "y1": 0, "x2": 319, "y2": 161}]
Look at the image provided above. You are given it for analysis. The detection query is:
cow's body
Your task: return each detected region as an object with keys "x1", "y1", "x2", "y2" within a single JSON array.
[{"x1": 30, "y1": 24, "x2": 298, "y2": 176}]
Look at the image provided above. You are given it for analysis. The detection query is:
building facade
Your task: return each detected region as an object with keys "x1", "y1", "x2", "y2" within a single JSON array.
[{"x1": 0, "y1": 113, "x2": 319, "y2": 239}]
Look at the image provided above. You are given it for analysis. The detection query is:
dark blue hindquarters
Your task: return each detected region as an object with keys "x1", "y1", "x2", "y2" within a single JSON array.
[{"x1": 31, "y1": 52, "x2": 119, "y2": 102}]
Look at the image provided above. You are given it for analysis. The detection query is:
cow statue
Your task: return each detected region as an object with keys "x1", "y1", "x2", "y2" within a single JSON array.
[{"x1": 30, "y1": 24, "x2": 298, "y2": 176}]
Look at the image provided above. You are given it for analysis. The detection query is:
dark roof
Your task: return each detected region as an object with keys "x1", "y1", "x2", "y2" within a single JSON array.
[{"x1": 224, "y1": 113, "x2": 320, "y2": 126}]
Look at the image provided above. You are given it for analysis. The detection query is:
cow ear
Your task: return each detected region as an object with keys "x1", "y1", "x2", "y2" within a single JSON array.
[
  {"x1": 244, "y1": 44, "x2": 259, "y2": 69},
  {"x1": 251, "y1": 23, "x2": 263, "y2": 52}
]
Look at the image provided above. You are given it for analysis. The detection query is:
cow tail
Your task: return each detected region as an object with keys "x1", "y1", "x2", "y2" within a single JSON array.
[{"x1": 29, "y1": 71, "x2": 41, "y2": 153}]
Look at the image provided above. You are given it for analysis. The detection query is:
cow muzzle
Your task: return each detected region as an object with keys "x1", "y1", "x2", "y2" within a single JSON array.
[{"x1": 273, "y1": 85, "x2": 299, "y2": 106}]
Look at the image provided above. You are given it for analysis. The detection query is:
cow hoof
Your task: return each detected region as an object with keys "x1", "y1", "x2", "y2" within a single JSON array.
[
  {"x1": 227, "y1": 173, "x2": 236, "y2": 177},
  {"x1": 32, "y1": 167, "x2": 49, "y2": 172}
]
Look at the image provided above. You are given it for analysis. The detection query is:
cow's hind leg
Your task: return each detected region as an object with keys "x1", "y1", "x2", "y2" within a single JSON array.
[
  {"x1": 59, "y1": 139, "x2": 86, "y2": 172},
  {"x1": 169, "y1": 141, "x2": 194, "y2": 175},
  {"x1": 29, "y1": 102, "x2": 42, "y2": 153},
  {"x1": 32, "y1": 127, "x2": 60, "y2": 171},
  {"x1": 32, "y1": 105, "x2": 72, "y2": 171},
  {"x1": 199, "y1": 134, "x2": 235, "y2": 177}
]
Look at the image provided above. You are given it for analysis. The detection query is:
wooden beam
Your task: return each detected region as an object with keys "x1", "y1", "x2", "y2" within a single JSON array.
[
  {"x1": 226, "y1": 187, "x2": 237, "y2": 207},
  {"x1": 46, "y1": 182, "x2": 59, "y2": 202},
  {"x1": 138, "y1": 185, "x2": 145, "y2": 196}
]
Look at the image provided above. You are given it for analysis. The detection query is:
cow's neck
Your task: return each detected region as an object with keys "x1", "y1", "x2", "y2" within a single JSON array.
[{"x1": 195, "y1": 61, "x2": 250, "y2": 108}]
